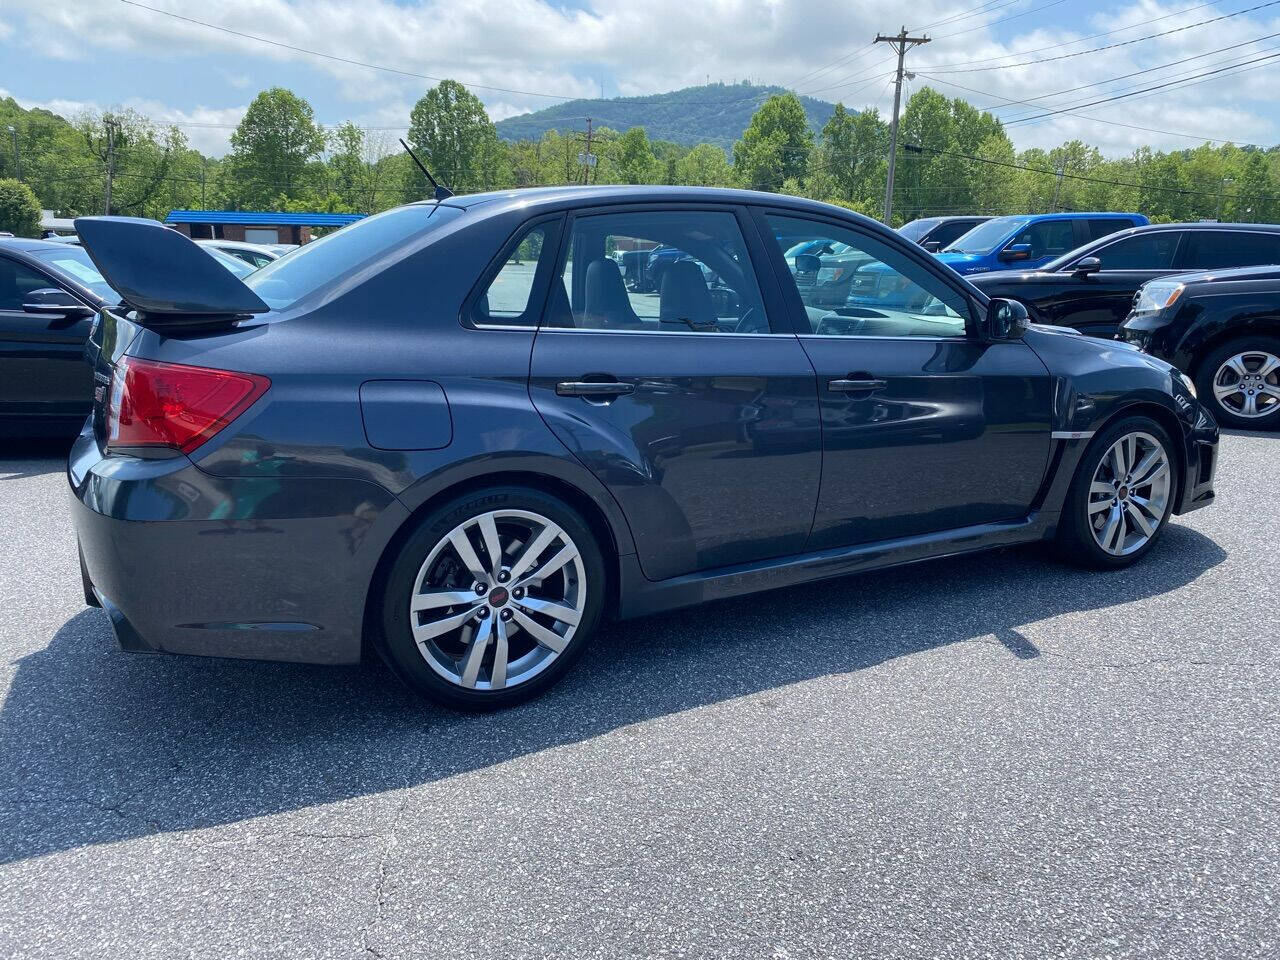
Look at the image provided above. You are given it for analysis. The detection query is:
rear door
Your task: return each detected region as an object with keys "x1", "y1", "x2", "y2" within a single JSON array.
[
  {"x1": 527, "y1": 204, "x2": 822, "y2": 581},
  {"x1": 757, "y1": 210, "x2": 1053, "y2": 551},
  {"x1": 0, "y1": 253, "x2": 95, "y2": 424}
]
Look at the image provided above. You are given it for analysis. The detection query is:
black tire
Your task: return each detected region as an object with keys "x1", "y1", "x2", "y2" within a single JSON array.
[
  {"x1": 379, "y1": 486, "x2": 606, "y2": 710},
  {"x1": 1193, "y1": 335, "x2": 1280, "y2": 430},
  {"x1": 1055, "y1": 415, "x2": 1177, "y2": 569}
]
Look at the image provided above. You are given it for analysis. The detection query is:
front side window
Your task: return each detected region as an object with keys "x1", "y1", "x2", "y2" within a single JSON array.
[
  {"x1": 765, "y1": 214, "x2": 969, "y2": 339},
  {"x1": 1182, "y1": 231, "x2": 1280, "y2": 270},
  {"x1": 472, "y1": 221, "x2": 556, "y2": 326},
  {"x1": 546, "y1": 209, "x2": 771, "y2": 334},
  {"x1": 1011, "y1": 220, "x2": 1074, "y2": 259},
  {"x1": 1088, "y1": 232, "x2": 1180, "y2": 270}
]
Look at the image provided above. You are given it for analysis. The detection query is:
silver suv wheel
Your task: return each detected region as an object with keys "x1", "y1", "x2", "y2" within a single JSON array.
[
  {"x1": 409, "y1": 509, "x2": 587, "y2": 691},
  {"x1": 1211, "y1": 350, "x2": 1280, "y2": 420}
]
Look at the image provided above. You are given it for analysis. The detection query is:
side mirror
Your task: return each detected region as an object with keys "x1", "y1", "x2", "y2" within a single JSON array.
[
  {"x1": 22, "y1": 287, "x2": 94, "y2": 318},
  {"x1": 923, "y1": 240, "x2": 942, "y2": 253},
  {"x1": 1073, "y1": 256, "x2": 1102, "y2": 277},
  {"x1": 984, "y1": 297, "x2": 1030, "y2": 340},
  {"x1": 794, "y1": 253, "x2": 823, "y2": 274},
  {"x1": 999, "y1": 242, "x2": 1033, "y2": 263}
]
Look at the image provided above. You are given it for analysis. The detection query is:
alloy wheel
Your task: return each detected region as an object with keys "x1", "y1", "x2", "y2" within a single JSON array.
[
  {"x1": 409, "y1": 509, "x2": 587, "y2": 691},
  {"x1": 1087, "y1": 431, "x2": 1171, "y2": 556},
  {"x1": 1211, "y1": 350, "x2": 1280, "y2": 420}
]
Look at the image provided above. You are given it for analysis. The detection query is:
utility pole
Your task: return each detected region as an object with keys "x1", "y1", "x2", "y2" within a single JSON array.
[
  {"x1": 6, "y1": 125, "x2": 17, "y2": 182},
  {"x1": 876, "y1": 27, "x2": 930, "y2": 225},
  {"x1": 581, "y1": 117, "x2": 594, "y2": 185},
  {"x1": 103, "y1": 118, "x2": 118, "y2": 216},
  {"x1": 1216, "y1": 177, "x2": 1233, "y2": 221},
  {"x1": 1050, "y1": 163, "x2": 1066, "y2": 212}
]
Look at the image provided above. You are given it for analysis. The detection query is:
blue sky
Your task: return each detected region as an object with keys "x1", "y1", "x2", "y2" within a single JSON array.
[{"x1": 1, "y1": 0, "x2": 1277, "y2": 157}]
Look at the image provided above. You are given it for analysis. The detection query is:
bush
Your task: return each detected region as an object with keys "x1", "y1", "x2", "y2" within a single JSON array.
[{"x1": 0, "y1": 178, "x2": 41, "y2": 237}]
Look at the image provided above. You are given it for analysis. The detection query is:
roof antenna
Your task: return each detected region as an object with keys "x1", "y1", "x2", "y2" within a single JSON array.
[{"x1": 399, "y1": 138, "x2": 454, "y2": 200}]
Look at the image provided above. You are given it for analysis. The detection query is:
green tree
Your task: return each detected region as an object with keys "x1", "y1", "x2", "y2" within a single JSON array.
[
  {"x1": 0, "y1": 178, "x2": 40, "y2": 236},
  {"x1": 408, "y1": 80, "x2": 503, "y2": 195},
  {"x1": 733, "y1": 93, "x2": 813, "y2": 192},
  {"x1": 224, "y1": 88, "x2": 326, "y2": 208},
  {"x1": 807, "y1": 103, "x2": 885, "y2": 205},
  {"x1": 604, "y1": 126, "x2": 660, "y2": 184},
  {"x1": 675, "y1": 143, "x2": 732, "y2": 186}
]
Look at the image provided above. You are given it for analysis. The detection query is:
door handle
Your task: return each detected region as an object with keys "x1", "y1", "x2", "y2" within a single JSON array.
[
  {"x1": 828, "y1": 378, "x2": 887, "y2": 393},
  {"x1": 556, "y1": 380, "x2": 635, "y2": 398}
]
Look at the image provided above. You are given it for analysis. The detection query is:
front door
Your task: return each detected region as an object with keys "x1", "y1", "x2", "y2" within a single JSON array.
[
  {"x1": 1047, "y1": 229, "x2": 1185, "y2": 336},
  {"x1": 526, "y1": 206, "x2": 823, "y2": 581},
  {"x1": 758, "y1": 212, "x2": 1054, "y2": 551}
]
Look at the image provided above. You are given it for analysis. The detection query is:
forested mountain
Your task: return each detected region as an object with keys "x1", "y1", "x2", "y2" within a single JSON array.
[{"x1": 495, "y1": 82, "x2": 837, "y2": 149}]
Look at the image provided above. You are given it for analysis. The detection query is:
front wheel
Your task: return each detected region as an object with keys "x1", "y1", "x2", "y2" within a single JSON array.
[
  {"x1": 1193, "y1": 336, "x2": 1280, "y2": 429},
  {"x1": 1055, "y1": 416, "x2": 1176, "y2": 569},
  {"x1": 379, "y1": 487, "x2": 605, "y2": 710}
]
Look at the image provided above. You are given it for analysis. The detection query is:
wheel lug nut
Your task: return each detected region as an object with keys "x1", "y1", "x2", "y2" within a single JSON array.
[
  {"x1": 500, "y1": 609, "x2": 512, "y2": 621},
  {"x1": 476, "y1": 607, "x2": 489, "y2": 619},
  {"x1": 497, "y1": 570, "x2": 510, "y2": 583},
  {"x1": 475, "y1": 583, "x2": 487, "y2": 595},
  {"x1": 513, "y1": 588, "x2": 524, "y2": 599}
]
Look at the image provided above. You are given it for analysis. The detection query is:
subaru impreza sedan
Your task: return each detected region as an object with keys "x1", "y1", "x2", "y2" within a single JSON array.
[{"x1": 69, "y1": 187, "x2": 1218, "y2": 709}]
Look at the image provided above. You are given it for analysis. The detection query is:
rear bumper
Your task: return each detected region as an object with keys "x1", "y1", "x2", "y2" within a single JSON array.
[{"x1": 69, "y1": 429, "x2": 410, "y2": 665}]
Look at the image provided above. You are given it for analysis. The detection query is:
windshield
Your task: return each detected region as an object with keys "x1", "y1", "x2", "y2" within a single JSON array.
[
  {"x1": 246, "y1": 204, "x2": 463, "y2": 310},
  {"x1": 203, "y1": 246, "x2": 256, "y2": 278},
  {"x1": 898, "y1": 219, "x2": 940, "y2": 243},
  {"x1": 944, "y1": 216, "x2": 1031, "y2": 255},
  {"x1": 29, "y1": 245, "x2": 120, "y2": 303}
]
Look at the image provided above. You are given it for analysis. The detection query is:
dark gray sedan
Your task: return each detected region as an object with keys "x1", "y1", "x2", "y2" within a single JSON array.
[{"x1": 69, "y1": 187, "x2": 1219, "y2": 709}]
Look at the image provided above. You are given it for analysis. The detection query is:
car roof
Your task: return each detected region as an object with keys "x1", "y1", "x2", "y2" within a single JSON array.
[
  {"x1": 1172, "y1": 263, "x2": 1280, "y2": 284},
  {"x1": 0, "y1": 237, "x2": 71, "y2": 253},
  {"x1": 427, "y1": 185, "x2": 889, "y2": 224}
]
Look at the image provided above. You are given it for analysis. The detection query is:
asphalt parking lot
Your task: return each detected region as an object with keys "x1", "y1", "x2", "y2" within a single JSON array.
[{"x1": 0, "y1": 432, "x2": 1276, "y2": 959}]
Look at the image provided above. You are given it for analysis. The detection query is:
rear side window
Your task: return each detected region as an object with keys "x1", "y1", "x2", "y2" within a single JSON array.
[
  {"x1": 928, "y1": 219, "x2": 980, "y2": 248},
  {"x1": 471, "y1": 221, "x2": 557, "y2": 327},
  {"x1": 1181, "y1": 231, "x2": 1280, "y2": 270},
  {"x1": 1087, "y1": 218, "x2": 1134, "y2": 242},
  {"x1": 1091, "y1": 232, "x2": 1181, "y2": 270},
  {"x1": 246, "y1": 204, "x2": 464, "y2": 310},
  {"x1": 0, "y1": 257, "x2": 53, "y2": 310}
]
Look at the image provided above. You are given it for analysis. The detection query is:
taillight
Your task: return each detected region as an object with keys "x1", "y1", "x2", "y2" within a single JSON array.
[{"x1": 106, "y1": 356, "x2": 270, "y2": 454}]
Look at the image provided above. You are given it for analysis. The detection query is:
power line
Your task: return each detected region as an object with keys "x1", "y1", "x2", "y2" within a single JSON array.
[
  {"x1": 930, "y1": 0, "x2": 1071, "y2": 40},
  {"x1": 926, "y1": 0, "x2": 1280, "y2": 73},
  {"x1": 916, "y1": 0, "x2": 1220, "y2": 72}
]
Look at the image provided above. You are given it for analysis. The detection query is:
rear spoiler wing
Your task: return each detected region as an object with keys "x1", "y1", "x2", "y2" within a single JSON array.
[{"x1": 75, "y1": 216, "x2": 269, "y2": 325}]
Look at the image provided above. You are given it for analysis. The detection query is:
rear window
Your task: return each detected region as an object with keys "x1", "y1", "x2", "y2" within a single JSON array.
[
  {"x1": 246, "y1": 204, "x2": 464, "y2": 310},
  {"x1": 1086, "y1": 218, "x2": 1136, "y2": 242},
  {"x1": 898, "y1": 219, "x2": 940, "y2": 243},
  {"x1": 1181, "y1": 230, "x2": 1280, "y2": 270}
]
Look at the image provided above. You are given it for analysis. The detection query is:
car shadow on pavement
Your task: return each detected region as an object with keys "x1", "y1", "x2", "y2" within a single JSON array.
[{"x1": 0, "y1": 524, "x2": 1225, "y2": 865}]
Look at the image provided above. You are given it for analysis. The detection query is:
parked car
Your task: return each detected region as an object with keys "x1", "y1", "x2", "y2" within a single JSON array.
[
  {"x1": 784, "y1": 238, "x2": 875, "y2": 307},
  {"x1": 969, "y1": 223, "x2": 1280, "y2": 338},
  {"x1": 201, "y1": 245, "x2": 258, "y2": 278},
  {"x1": 937, "y1": 212, "x2": 1149, "y2": 276},
  {"x1": 0, "y1": 238, "x2": 119, "y2": 437},
  {"x1": 69, "y1": 188, "x2": 1217, "y2": 709},
  {"x1": 196, "y1": 239, "x2": 280, "y2": 269},
  {"x1": 898, "y1": 215, "x2": 991, "y2": 253},
  {"x1": 1120, "y1": 264, "x2": 1280, "y2": 429}
]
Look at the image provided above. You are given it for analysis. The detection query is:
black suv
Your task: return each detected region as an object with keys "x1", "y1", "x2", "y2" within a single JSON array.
[
  {"x1": 1121, "y1": 264, "x2": 1280, "y2": 429},
  {"x1": 971, "y1": 223, "x2": 1280, "y2": 338}
]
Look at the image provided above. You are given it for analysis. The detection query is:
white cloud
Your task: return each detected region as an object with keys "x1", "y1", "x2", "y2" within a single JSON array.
[{"x1": 2, "y1": 0, "x2": 1277, "y2": 154}]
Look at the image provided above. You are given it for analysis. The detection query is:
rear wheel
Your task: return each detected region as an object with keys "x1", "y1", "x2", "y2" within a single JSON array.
[
  {"x1": 1194, "y1": 336, "x2": 1280, "y2": 429},
  {"x1": 380, "y1": 487, "x2": 605, "y2": 710},
  {"x1": 1055, "y1": 416, "x2": 1176, "y2": 569}
]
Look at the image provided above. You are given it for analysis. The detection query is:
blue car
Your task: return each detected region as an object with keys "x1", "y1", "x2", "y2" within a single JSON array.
[
  {"x1": 69, "y1": 188, "x2": 1215, "y2": 709},
  {"x1": 935, "y1": 212, "x2": 1149, "y2": 276}
]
